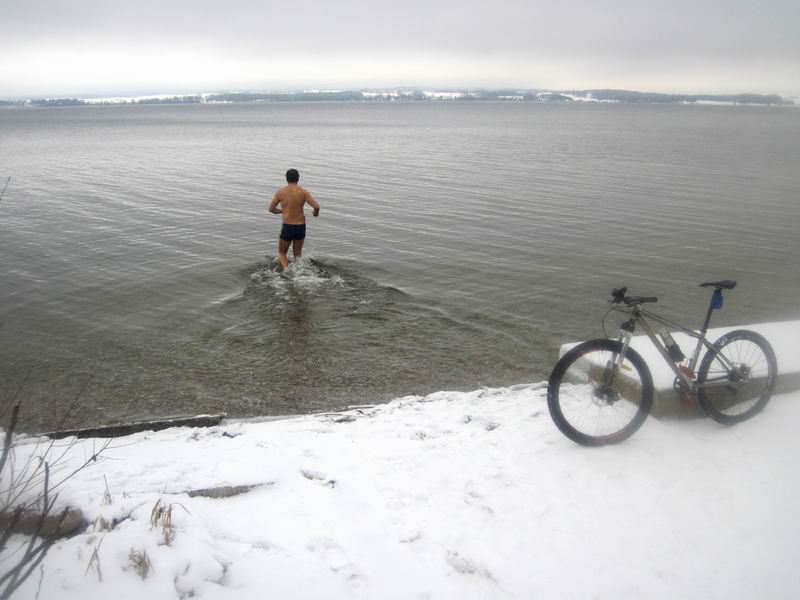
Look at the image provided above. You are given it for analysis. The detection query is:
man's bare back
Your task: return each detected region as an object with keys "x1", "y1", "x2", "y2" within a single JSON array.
[
  {"x1": 269, "y1": 184, "x2": 319, "y2": 224},
  {"x1": 268, "y1": 169, "x2": 320, "y2": 269}
]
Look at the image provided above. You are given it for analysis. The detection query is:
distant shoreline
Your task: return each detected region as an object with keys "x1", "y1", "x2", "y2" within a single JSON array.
[{"x1": 0, "y1": 89, "x2": 794, "y2": 109}]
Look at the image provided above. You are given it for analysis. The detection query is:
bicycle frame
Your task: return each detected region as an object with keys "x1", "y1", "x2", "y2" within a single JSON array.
[
  {"x1": 611, "y1": 304, "x2": 735, "y2": 391},
  {"x1": 549, "y1": 281, "x2": 776, "y2": 445}
]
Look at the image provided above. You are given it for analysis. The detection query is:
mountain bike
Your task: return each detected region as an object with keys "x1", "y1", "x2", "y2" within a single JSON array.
[{"x1": 547, "y1": 280, "x2": 778, "y2": 446}]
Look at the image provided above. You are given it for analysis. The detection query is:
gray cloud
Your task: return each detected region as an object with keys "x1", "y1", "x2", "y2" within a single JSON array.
[{"x1": 1, "y1": 0, "x2": 798, "y2": 96}]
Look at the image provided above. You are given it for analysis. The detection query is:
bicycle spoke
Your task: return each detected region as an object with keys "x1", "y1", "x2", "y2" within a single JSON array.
[
  {"x1": 549, "y1": 342, "x2": 651, "y2": 444},
  {"x1": 698, "y1": 330, "x2": 777, "y2": 422}
]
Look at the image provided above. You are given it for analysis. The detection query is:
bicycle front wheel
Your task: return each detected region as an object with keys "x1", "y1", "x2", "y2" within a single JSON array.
[
  {"x1": 547, "y1": 339, "x2": 654, "y2": 446},
  {"x1": 697, "y1": 329, "x2": 777, "y2": 425}
]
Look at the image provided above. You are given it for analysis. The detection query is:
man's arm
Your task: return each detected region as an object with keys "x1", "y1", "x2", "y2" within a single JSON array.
[
  {"x1": 268, "y1": 192, "x2": 282, "y2": 215},
  {"x1": 306, "y1": 191, "x2": 320, "y2": 217}
]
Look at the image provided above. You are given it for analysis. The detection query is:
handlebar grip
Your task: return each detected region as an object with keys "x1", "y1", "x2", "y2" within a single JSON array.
[{"x1": 638, "y1": 297, "x2": 658, "y2": 303}]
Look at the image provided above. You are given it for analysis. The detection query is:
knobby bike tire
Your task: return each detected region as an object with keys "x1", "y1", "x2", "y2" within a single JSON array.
[
  {"x1": 697, "y1": 329, "x2": 778, "y2": 425},
  {"x1": 547, "y1": 339, "x2": 654, "y2": 446}
]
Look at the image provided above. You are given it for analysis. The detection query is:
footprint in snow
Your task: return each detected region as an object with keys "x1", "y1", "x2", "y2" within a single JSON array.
[
  {"x1": 307, "y1": 537, "x2": 365, "y2": 589},
  {"x1": 301, "y1": 469, "x2": 336, "y2": 488},
  {"x1": 446, "y1": 551, "x2": 495, "y2": 581}
]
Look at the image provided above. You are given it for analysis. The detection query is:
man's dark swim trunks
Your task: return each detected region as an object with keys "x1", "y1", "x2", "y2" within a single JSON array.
[{"x1": 280, "y1": 223, "x2": 306, "y2": 241}]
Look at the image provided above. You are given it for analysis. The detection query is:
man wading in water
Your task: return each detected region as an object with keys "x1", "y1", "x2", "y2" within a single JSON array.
[{"x1": 268, "y1": 169, "x2": 320, "y2": 270}]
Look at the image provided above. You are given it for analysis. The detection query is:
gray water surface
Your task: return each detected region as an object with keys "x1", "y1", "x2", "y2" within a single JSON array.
[{"x1": 1, "y1": 102, "x2": 799, "y2": 431}]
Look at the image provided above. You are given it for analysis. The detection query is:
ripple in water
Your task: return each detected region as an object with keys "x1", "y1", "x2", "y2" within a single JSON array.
[{"x1": 1, "y1": 102, "x2": 799, "y2": 431}]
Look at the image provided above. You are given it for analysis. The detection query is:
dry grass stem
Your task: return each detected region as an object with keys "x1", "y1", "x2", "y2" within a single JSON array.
[
  {"x1": 149, "y1": 499, "x2": 190, "y2": 545},
  {"x1": 128, "y1": 548, "x2": 154, "y2": 579},
  {"x1": 149, "y1": 498, "x2": 165, "y2": 530},
  {"x1": 91, "y1": 515, "x2": 111, "y2": 532},
  {"x1": 84, "y1": 539, "x2": 103, "y2": 583},
  {"x1": 101, "y1": 475, "x2": 112, "y2": 506}
]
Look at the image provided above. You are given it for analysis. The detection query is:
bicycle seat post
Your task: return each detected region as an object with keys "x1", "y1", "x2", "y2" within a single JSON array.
[{"x1": 700, "y1": 287, "x2": 723, "y2": 334}]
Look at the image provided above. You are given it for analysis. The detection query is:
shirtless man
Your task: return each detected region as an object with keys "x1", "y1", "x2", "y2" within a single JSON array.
[{"x1": 268, "y1": 169, "x2": 320, "y2": 269}]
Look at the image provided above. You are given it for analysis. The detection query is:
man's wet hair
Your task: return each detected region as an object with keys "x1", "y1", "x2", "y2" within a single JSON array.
[{"x1": 286, "y1": 169, "x2": 300, "y2": 183}]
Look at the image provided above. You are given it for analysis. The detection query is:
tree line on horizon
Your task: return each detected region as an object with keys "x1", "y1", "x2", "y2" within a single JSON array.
[{"x1": 0, "y1": 89, "x2": 792, "y2": 108}]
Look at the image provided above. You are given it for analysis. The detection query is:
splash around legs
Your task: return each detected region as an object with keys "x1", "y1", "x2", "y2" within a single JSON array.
[{"x1": 277, "y1": 237, "x2": 305, "y2": 270}]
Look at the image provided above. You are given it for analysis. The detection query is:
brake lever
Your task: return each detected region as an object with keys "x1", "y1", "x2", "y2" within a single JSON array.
[{"x1": 610, "y1": 286, "x2": 627, "y2": 304}]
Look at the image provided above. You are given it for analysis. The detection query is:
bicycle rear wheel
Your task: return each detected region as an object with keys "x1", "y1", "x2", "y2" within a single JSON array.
[
  {"x1": 697, "y1": 330, "x2": 777, "y2": 425},
  {"x1": 547, "y1": 339, "x2": 654, "y2": 446}
]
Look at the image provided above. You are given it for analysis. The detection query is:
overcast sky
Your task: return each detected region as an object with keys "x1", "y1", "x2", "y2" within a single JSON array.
[{"x1": 1, "y1": 0, "x2": 798, "y2": 97}]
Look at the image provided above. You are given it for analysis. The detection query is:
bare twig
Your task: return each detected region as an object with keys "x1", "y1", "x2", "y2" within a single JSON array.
[
  {"x1": 4, "y1": 534, "x2": 57, "y2": 598},
  {"x1": 56, "y1": 375, "x2": 94, "y2": 432},
  {"x1": 0, "y1": 466, "x2": 69, "y2": 599},
  {"x1": 2, "y1": 370, "x2": 92, "y2": 504},
  {"x1": 0, "y1": 403, "x2": 20, "y2": 478},
  {"x1": 0, "y1": 507, "x2": 23, "y2": 553},
  {"x1": 3, "y1": 438, "x2": 114, "y2": 511},
  {"x1": 34, "y1": 565, "x2": 44, "y2": 600},
  {"x1": 0, "y1": 374, "x2": 114, "y2": 599},
  {"x1": 2, "y1": 438, "x2": 46, "y2": 506},
  {"x1": 0, "y1": 368, "x2": 32, "y2": 423},
  {"x1": 11, "y1": 373, "x2": 97, "y2": 496},
  {"x1": 0, "y1": 177, "x2": 9, "y2": 204},
  {"x1": 49, "y1": 439, "x2": 113, "y2": 495},
  {"x1": 10, "y1": 464, "x2": 52, "y2": 589}
]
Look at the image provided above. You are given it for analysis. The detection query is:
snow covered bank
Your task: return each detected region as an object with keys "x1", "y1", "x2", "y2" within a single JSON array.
[{"x1": 4, "y1": 382, "x2": 800, "y2": 599}]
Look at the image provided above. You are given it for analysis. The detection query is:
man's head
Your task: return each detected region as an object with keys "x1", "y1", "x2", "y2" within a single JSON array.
[{"x1": 286, "y1": 169, "x2": 300, "y2": 184}]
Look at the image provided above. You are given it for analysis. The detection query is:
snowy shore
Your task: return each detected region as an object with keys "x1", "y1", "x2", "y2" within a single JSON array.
[{"x1": 4, "y1": 382, "x2": 799, "y2": 599}]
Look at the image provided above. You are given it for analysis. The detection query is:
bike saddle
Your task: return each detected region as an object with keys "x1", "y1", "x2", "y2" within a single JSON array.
[{"x1": 700, "y1": 280, "x2": 737, "y2": 289}]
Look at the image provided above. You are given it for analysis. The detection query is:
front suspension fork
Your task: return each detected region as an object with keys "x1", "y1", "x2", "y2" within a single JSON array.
[{"x1": 603, "y1": 317, "x2": 636, "y2": 388}]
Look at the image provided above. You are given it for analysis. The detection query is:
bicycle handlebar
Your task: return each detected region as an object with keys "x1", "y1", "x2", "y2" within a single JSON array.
[{"x1": 609, "y1": 287, "x2": 658, "y2": 306}]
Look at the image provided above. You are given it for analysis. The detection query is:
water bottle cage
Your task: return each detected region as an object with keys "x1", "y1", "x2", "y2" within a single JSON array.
[
  {"x1": 660, "y1": 330, "x2": 686, "y2": 363},
  {"x1": 666, "y1": 344, "x2": 685, "y2": 363}
]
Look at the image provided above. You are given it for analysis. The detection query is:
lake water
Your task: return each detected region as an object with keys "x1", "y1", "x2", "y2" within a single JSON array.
[{"x1": 1, "y1": 102, "x2": 799, "y2": 432}]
